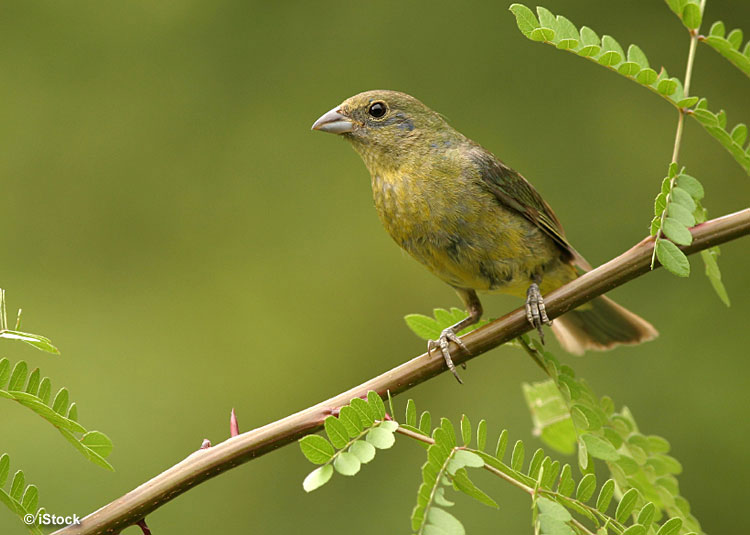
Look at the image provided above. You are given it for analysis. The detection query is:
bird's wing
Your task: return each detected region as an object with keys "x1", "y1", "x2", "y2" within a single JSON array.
[{"x1": 469, "y1": 145, "x2": 590, "y2": 269}]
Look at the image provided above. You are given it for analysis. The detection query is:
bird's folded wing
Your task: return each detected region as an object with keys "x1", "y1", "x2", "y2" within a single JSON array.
[{"x1": 469, "y1": 144, "x2": 591, "y2": 271}]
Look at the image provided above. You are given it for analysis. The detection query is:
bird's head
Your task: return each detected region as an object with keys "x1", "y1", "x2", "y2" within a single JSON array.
[{"x1": 312, "y1": 90, "x2": 455, "y2": 171}]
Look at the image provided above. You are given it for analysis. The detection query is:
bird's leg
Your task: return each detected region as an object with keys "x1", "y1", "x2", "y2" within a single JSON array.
[
  {"x1": 525, "y1": 273, "x2": 552, "y2": 343},
  {"x1": 427, "y1": 288, "x2": 483, "y2": 384}
]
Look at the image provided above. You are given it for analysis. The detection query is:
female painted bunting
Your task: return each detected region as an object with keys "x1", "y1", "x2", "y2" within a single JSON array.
[{"x1": 312, "y1": 90, "x2": 657, "y2": 382}]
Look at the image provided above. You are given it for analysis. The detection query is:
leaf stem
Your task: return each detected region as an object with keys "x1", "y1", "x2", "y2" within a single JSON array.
[
  {"x1": 653, "y1": 0, "x2": 707, "y2": 269},
  {"x1": 671, "y1": 0, "x2": 706, "y2": 163}
]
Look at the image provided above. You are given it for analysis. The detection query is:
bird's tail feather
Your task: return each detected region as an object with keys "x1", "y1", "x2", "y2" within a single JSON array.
[{"x1": 551, "y1": 296, "x2": 658, "y2": 355}]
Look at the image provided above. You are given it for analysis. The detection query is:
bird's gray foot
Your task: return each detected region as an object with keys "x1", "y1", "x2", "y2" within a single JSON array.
[
  {"x1": 427, "y1": 327, "x2": 470, "y2": 384},
  {"x1": 525, "y1": 283, "x2": 552, "y2": 343}
]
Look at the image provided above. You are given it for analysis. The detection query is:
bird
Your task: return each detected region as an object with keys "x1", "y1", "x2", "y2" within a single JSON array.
[{"x1": 311, "y1": 90, "x2": 657, "y2": 382}]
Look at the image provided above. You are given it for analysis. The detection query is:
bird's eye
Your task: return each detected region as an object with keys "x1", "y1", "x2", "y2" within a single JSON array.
[{"x1": 368, "y1": 101, "x2": 387, "y2": 118}]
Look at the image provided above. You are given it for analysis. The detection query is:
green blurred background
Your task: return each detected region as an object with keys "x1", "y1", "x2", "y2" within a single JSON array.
[{"x1": 1, "y1": 1, "x2": 748, "y2": 533}]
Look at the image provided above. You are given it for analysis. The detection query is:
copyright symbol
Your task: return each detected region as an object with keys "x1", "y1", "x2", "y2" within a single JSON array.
[{"x1": 23, "y1": 513, "x2": 35, "y2": 525}]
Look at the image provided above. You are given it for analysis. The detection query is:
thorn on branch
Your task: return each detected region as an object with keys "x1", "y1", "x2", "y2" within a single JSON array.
[
  {"x1": 200, "y1": 439, "x2": 211, "y2": 449},
  {"x1": 230, "y1": 408, "x2": 239, "y2": 437}
]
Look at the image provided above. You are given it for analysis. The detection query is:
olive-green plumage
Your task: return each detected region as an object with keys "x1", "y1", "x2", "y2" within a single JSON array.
[{"x1": 313, "y1": 90, "x2": 657, "y2": 356}]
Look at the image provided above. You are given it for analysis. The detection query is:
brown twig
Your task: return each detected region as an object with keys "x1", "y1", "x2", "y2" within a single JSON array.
[{"x1": 53, "y1": 208, "x2": 750, "y2": 535}]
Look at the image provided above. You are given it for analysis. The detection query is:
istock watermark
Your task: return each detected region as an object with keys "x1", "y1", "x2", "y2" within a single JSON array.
[{"x1": 24, "y1": 512, "x2": 81, "y2": 526}]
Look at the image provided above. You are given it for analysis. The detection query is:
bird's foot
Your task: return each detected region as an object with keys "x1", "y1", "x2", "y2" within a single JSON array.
[
  {"x1": 427, "y1": 327, "x2": 470, "y2": 384},
  {"x1": 526, "y1": 283, "x2": 552, "y2": 344}
]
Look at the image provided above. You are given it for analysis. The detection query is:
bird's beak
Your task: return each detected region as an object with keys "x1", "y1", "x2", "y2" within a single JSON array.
[{"x1": 311, "y1": 107, "x2": 354, "y2": 134}]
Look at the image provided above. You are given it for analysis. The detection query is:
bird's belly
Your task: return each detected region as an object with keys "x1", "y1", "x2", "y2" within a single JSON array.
[
  {"x1": 380, "y1": 208, "x2": 562, "y2": 296},
  {"x1": 371, "y1": 171, "x2": 572, "y2": 297}
]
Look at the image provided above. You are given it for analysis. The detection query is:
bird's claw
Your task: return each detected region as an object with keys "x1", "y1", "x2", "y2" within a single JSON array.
[
  {"x1": 427, "y1": 327, "x2": 470, "y2": 384},
  {"x1": 526, "y1": 283, "x2": 552, "y2": 343}
]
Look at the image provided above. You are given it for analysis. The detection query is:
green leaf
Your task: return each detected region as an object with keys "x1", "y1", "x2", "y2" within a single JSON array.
[
  {"x1": 426, "y1": 507, "x2": 465, "y2": 535},
  {"x1": 324, "y1": 415, "x2": 349, "y2": 449},
  {"x1": 350, "y1": 397, "x2": 375, "y2": 427},
  {"x1": 654, "y1": 192, "x2": 667, "y2": 216},
  {"x1": 627, "y1": 44, "x2": 649, "y2": 68},
  {"x1": 675, "y1": 174, "x2": 704, "y2": 200},
  {"x1": 496, "y1": 429, "x2": 508, "y2": 459},
  {"x1": 452, "y1": 449, "x2": 484, "y2": 469},
  {"x1": 350, "y1": 440, "x2": 376, "y2": 463},
  {"x1": 580, "y1": 433, "x2": 619, "y2": 461},
  {"x1": 460, "y1": 415, "x2": 471, "y2": 446},
  {"x1": 0, "y1": 454, "x2": 8, "y2": 486},
  {"x1": 452, "y1": 468, "x2": 499, "y2": 508},
  {"x1": 616, "y1": 488, "x2": 640, "y2": 522},
  {"x1": 25, "y1": 368, "x2": 40, "y2": 395},
  {"x1": 537, "y1": 497, "x2": 574, "y2": 535},
  {"x1": 434, "y1": 487, "x2": 455, "y2": 508},
  {"x1": 379, "y1": 420, "x2": 398, "y2": 433},
  {"x1": 676, "y1": 96, "x2": 699, "y2": 108},
  {"x1": 622, "y1": 525, "x2": 647, "y2": 535},
  {"x1": 731, "y1": 123, "x2": 748, "y2": 146},
  {"x1": 599, "y1": 35, "x2": 624, "y2": 66},
  {"x1": 662, "y1": 218, "x2": 693, "y2": 246},
  {"x1": 404, "y1": 314, "x2": 441, "y2": 340},
  {"x1": 527, "y1": 448, "x2": 545, "y2": 479},
  {"x1": 299, "y1": 435, "x2": 335, "y2": 464},
  {"x1": 700, "y1": 247, "x2": 731, "y2": 306},
  {"x1": 67, "y1": 401, "x2": 78, "y2": 421},
  {"x1": 636, "y1": 68, "x2": 658, "y2": 85},
  {"x1": 523, "y1": 379, "x2": 577, "y2": 455},
  {"x1": 477, "y1": 419, "x2": 487, "y2": 451},
  {"x1": 727, "y1": 29, "x2": 744, "y2": 50},
  {"x1": 420, "y1": 411, "x2": 432, "y2": 435},
  {"x1": 665, "y1": 0, "x2": 688, "y2": 17},
  {"x1": 511, "y1": 440, "x2": 525, "y2": 471},
  {"x1": 0, "y1": 359, "x2": 9, "y2": 388},
  {"x1": 8, "y1": 361, "x2": 27, "y2": 391},
  {"x1": 709, "y1": 20, "x2": 725, "y2": 37},
  {"x1": 333, "y1": 451, "x2": 361, "y2": 476},
  {"x1": 578, "y1": 26, "x2": 601, "y2": 57},
  {"x1": 555, "y1": 16, "x2": 579, "y2": 49},
  {"x1": 10, "y1": 470, "x2": 24, "y2": 500},
  {"x1": 572, "y1": 404, "x2": 602, "y2": 431},
  {"x1": 367, "y1": 391, "x2": 386, "y2": 420},
  {"x1": 536, "y1": 7, "x2": 556, "y2": 31},
  {"x1": 38, "y1": 377, "x2": 50, "y2": 405},
  {"x1": 0, "y1": 330, "x2": 60, "y2": 354},
  {"x1": 530, "y1": 27, "x2": 555, "y2": 42},
  {"x1": 302, "y1": 465, "x2": 333, "y2": 492},
  {"x1": 576, "y1": 473, "x2": 597, "y2": 502},
  {"x1": 618, "y1": 62, "x2": 641, "y2": 76},
  {"x1": 596, "y1": 479, "x2": 615, "y2": 512},
  {"x1": 52, "y1": 388, "x2": 69, "y2": 414},
  {"x1": 338, "y1": 406, "x2": 362, "y2": 438},
  {"x1": 657, "y1": 77, "x2": 678, "y2": 96},
  {"x1": 647, "y1": 436, "x2": 671, "y2": 454},
  {"x1": 656, "y1": 239, "x2": 690, "y2": 277},
  {"x1": 557, "y1": 464, "x2": 575, "y2": 496},
  {"x1": 81, "y1": 431, "x2": 113, "y2": 458},
  {"x1": 509, "y1": 4, "x2": 540, "y2": 38},
  {"x1": 541, "y1": 459, "x2": 560, "y2": 489},
  {"x1": 406, "y1": 399, "x2": 417, "y2": 426},
  {"x1": 667, "y1": 203, "x2": 695, "y2": 227},
  {"x1": 682, "y1": 3, "x2": 702, "y2": 29},
  {"x1": 440, "y1": 418, "x2": 457, "y2": 447},
  {"x1": 637, "y1": 502, "x2": 656, "y2": 529},
  {"x1": 22, "y1": 484, "x2": 38, "y2": 512},
  {"x1": 656, "y1": 517, "x2": 683, "y2": 535},
  {"x1": 366, "y1": 427, "x2": 395, "y2": 449}
]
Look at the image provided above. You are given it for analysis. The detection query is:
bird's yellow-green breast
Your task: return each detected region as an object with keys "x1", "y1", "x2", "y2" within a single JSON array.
[{"x1": 315, "y1": 90, "x2": 576, "y2": 297}]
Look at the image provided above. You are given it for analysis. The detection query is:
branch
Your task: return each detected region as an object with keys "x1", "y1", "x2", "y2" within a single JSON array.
[{"x1": 54, "y1": 208, "x2": 750, "y2": 535}]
